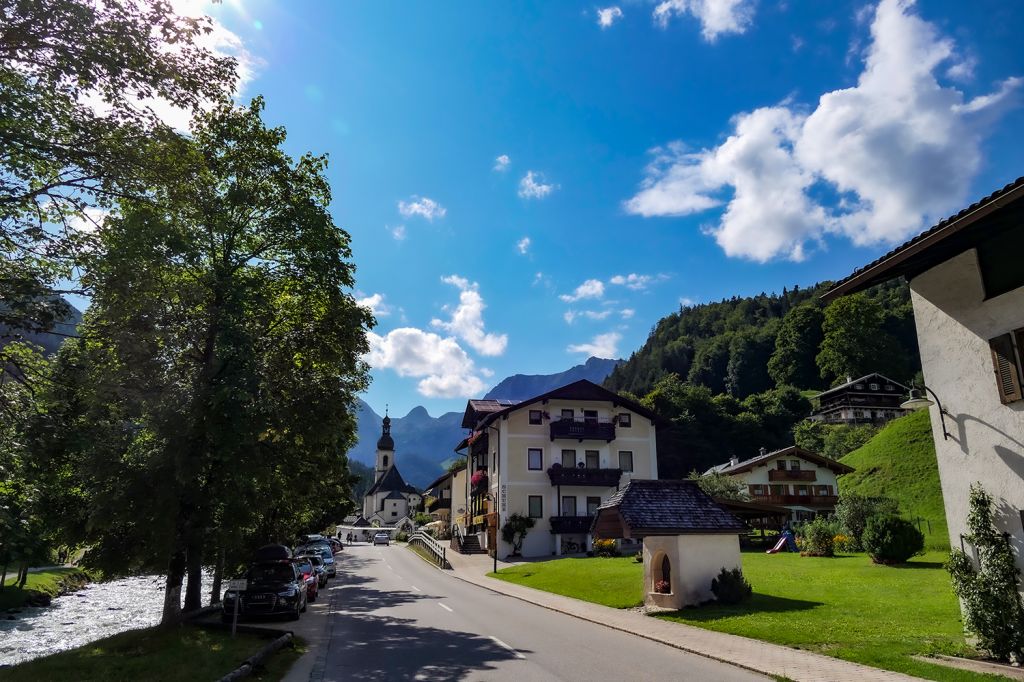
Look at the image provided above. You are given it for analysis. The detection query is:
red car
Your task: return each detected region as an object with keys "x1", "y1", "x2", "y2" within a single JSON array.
[{"x1": 292, "y1": 555, "x2": 318, "y2": 602}]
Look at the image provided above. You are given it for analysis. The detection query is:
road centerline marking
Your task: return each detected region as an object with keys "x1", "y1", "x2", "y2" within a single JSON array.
[
  {"x1": 438, "y1": 602, "x2": 453, "y2": 613},
  {"x1": 489, "y1": 636, "x2": 525, "y2": 660}
]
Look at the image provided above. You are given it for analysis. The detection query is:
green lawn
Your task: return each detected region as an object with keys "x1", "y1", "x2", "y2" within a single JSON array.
[
  {"x1": 0, "y1": 568, "x2": 90, "y2": 610},
  {"x1": 494, "y1": 551, "x2": 1007, "y2": 682},
  {"x1": 0, "y1": 626, "x2": 304, "y2": 682}
]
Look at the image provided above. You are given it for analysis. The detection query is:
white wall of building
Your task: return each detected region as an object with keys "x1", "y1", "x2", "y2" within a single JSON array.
[{"x1": 910, "y1": 248, "x2": 1024, "y2": 584}]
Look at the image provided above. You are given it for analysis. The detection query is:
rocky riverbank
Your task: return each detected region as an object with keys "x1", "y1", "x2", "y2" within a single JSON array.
[{"x1": 1, "y1": 567, "x2": 91, "y2": 611}]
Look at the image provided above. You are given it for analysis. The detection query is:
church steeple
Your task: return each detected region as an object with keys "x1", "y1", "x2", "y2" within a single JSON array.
[{"x1": 375, "y1": 407, "x2": 394, "y2": 481}]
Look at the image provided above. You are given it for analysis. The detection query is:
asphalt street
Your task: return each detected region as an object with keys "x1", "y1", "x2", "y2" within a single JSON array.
[{"x1": 313, "y1": 542, "x2": 767, "y2": 681}]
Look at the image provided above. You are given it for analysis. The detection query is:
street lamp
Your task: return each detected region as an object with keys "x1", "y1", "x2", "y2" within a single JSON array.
[{"x1": 900, "y1": 386, "x2": 953, "y2": 440}]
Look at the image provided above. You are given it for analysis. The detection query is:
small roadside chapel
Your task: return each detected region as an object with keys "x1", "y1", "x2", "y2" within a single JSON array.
[{"x1": 592, "y1": 479, "x2": 747, "y2": 609}]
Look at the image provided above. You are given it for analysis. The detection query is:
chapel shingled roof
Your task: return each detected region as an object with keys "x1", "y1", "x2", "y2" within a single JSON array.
[
  {"x1": 593, "y1": 479, "x2": 747, "y2": 538},
  {"x1": 364, "y1": 464, "x2": 418, "y2": 497}
]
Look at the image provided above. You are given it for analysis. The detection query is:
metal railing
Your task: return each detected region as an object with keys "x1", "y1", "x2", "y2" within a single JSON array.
[{"x1": 408, "y1": 530, "x2": 450, "y2": 569}]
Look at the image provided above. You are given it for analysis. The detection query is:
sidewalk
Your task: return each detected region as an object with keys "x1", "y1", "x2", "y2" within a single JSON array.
[{"x1": 443, "y1": 550, "x2": 920, "y2": 682}]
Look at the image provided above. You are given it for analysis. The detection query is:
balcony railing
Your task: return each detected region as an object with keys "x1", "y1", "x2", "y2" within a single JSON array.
[
  {"x1": 549, "y1": 418, "x2": 615, "y2": 442},
  {"x1": 426, "y1": 498, "x2": 452, "y2": 512},
  {"x1": 768, "y1": 469, "x2": 817, "y2": 482},
  {"x1": 754, "y1": 494, "x2": 838, "y2": 506},
  {"x1": 549, "y1": 515, "x2": 595, "y2": 534},
  {"x1": 547, "y1": 466, "x2": 622, "y2": 487}
]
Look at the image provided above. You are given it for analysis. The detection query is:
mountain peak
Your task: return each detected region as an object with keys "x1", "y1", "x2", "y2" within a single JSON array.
[{"x1": 483, "y1": 357, "x2": 623, "y2": 401}]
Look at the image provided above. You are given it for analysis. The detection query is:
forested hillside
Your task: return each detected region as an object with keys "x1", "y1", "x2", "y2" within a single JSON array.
[{"x1": 605, "y1": 280, "x2": 919, "y2": 399}]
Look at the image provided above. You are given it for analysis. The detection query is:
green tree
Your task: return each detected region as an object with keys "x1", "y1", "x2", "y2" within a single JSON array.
[
  {"x1": 688, "y1": 470, "x2": 749, "y2": 501},
  {"x1": 687, "y1": 335, "x2": 731, "y2": 394},
  {"x1": 39, "y1": 99, "x2": 371, "y2": 625},
  {"x1": 501, "y1": 513, "x2": 535, "y2": 556},
  {"x1": 768, "y1": 304, "x2": 825, "y2": 389},
  {"x1": 817, "y1": 294, "x2": 908, "y2": 385},
  {"x1": 725, "y1": 328, "x2": 776, "y2": 399},
  {"x1": 0, "y1": 0, "x2": 237, "y2": 336}
]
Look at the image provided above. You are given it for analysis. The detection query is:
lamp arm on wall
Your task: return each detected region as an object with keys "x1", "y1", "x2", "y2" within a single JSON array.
[{"x1": 922, "y1": 385, "x2": 953, "y2": 441}]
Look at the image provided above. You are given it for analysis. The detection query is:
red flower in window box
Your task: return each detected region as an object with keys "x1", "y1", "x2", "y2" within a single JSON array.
[
  {"x1": 471, "y1": 470, "x2": 488, "y2": 492},
  {"x1": 654, "y1": 579, "x2": 671, "y2": 594}
]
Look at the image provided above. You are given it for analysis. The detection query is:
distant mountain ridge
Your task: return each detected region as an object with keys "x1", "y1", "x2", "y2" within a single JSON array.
[
  {"x1": 484, "y1": 356, "x2": 622, "y2": 400},
  {"x1": 351, "y1": 356, "x2": 622, "y2": 488}
]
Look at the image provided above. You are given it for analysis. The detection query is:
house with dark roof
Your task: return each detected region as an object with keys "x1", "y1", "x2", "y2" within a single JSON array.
[
  {"x1": 705, "y1": 446, "x2": 854, "y2": 522},
  {"x1": 808, "y1": 373, "x2": 910, "y2": 425},
  {"x1": 362, "y1": 413, "x2": 422, "y2": 525},
  {"x1": 592, "y1": 480, "x2": 746, "y2": 609},
  {"x1": 824, "y1": 176, "x2": 1024, "y2": 593},
  {"x1": 454, "y1": 379, "x2": 668, "y2": 559}
]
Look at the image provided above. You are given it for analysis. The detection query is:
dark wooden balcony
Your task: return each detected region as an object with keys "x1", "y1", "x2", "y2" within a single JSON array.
[
  {"x1": 547, "y1": 466, "x2": 622, "y2": 487},
  {"x1": 755, "y1": 494, "x2": 838, "y2": 506},
  {"x1": 549, "y1": 516, "x2": 595, "y2": 534},
  {"x1": 426, "y1": 497, "x2": 451, "y2": 512},
  {"x1": 549, "y1": 418, "x2": 615, "y2": 442},
  {"x1": 768, "y1": 469, "x2": 817, "y2": 482}
]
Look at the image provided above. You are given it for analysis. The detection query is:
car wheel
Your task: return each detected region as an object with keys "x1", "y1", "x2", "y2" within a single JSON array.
[{"x1": 289, "y1": 603, "x2": 301, "y2": 621}]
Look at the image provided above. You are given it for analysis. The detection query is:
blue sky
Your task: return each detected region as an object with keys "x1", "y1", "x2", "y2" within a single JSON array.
[{"x1": 180, "y1": 0, "x2": 1022, "y2": 416}]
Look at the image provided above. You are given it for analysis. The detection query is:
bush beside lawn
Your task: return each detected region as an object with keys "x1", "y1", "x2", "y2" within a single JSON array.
[
  {"x1": 494, "y1": 551, "x2": 1005, "y2": 682},
  {"x1": 0, "y1": 625, "x2": 304, "y2": 682}
]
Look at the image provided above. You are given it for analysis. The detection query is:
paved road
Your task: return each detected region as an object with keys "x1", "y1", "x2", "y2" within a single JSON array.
[{"x1": 312, "y1": 543, "x2": 766, "y2": 681}]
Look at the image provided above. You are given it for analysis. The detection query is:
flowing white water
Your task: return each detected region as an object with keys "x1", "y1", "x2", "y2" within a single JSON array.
[{"x1": 0, "y1": 574, "x2": 202, "y2": 667}]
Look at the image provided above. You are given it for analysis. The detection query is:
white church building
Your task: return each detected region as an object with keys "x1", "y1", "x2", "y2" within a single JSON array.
[{"x1": 362, "y1": 412, "x2": 422, "y2": 527}]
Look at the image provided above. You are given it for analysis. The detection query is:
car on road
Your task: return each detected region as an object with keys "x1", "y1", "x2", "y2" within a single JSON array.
[
  {"x1": 299, "y1": 553, "x2": 328, "y2": 589},
  {"x1": 222, "y1": 560, "x2": 307, "y2": 622},
  {"x1": 298, "y1": 543, "x2": 336, "y2": 578},
  {"x1": 373, "y1": 532, "x2": 390, "y2": 546},
  {"x1": 292, "y1": 555, "x2": 318, "y2": 602}
]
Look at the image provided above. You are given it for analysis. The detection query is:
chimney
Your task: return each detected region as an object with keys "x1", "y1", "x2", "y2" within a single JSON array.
[
  {"x1": 759, "y1": 447, "x2": 767, "y2": 457},
  {"x1": 729, "y1": 456, "x2": 739, "y2": 467},
  {"x1": 845, "y1": 375, "x2": 852, "y2": 384}
]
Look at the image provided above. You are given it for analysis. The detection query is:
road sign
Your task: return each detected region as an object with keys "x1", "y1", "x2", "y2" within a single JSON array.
[
  {"x1": 227, "y1": 579, "x2": 247, "y2": 591},
  {"x1": 226, "y1": 579, "x2": 246, "y2": 637}
]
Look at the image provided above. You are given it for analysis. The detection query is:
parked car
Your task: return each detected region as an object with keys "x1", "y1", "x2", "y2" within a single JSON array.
[
  {"x1": 222, "y1": 560, "x2": 307, "y2": 622},
  {"x1": 298, "y1": 543, "x2": 336, "y2": 578},
  {"x1": 292, "y1": 555, "x2": 318, "y2": 602},
  {"x1": 298, "y1": 553, "x2": 328, "y2": 589},
  {"x1": 327, "y1": 537, "x2": 343, "y2": 553},
  {"x1": 373, "y1": 531, "x2": 390, "y2": 546},
  {"x1": 252, "y1": 543, "x2": 292, "y2": 562}
]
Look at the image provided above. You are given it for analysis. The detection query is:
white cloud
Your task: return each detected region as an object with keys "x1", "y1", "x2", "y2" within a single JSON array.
[
  {"x1": 494, "y1": 154, "x2": 511, "y2": 171},
  {"x1": 653, "y1": 0, "x2": 755, "y2": 41},
  {"x1": 597, "y1": 6, "x2": 624, "y2": 28},
  {"x1": 567, "y1": 332, "x2": 622, "y2": 359},
  {"x1": 559, "y1": 279, "x2": 605, "y2": 303},
  {"x1": 627, "y1": 0, "x2": 1022, "y2": 261},
  {"x1": 620, "y1": 308, "x2": 636, "y2": 319},
  {"x1": 65, "y1": 206, "x2": 110, "y2": 234},
  {"x1": 398, "y1": 196, "x2": 447, "y2": 221},
  {"x1": 564, "y1": 309, "x2": 613, "y2": 324},
  {"x1": 564, "y1": 310, "x2": 578, "y2": 324},
  {"x1": 356, "y1": 293, "x2": 391, "y2": 317},
  {"x1": 680, "y1": 296, "x2": 696, "y2": 306},
  {"x1": 365, "y1": 328, "x2": 486, "y2": 398},
  {"x1": 518, "y1": 171, "x2": 559, "y2": 199},
  {"x1": 609, "y1": 273, "x2": 655, "y2": 290},
  {"x1": 389, "y1": 224, "x2": 407, "y2": 241},
  {"x1": 516, "y1": 236, "x2": 531, "y2": 255},
  {"x1": 431, "y1": 275, "x2": 508, "y2": 356}
]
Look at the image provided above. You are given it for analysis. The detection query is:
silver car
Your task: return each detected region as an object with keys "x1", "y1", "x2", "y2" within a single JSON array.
[{"x1": 373, "y1": 532, "x2": 390, "y2": 546}]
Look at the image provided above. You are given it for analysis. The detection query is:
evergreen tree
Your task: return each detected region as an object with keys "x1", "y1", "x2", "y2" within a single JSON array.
[{"x1": 768, "y1": 304, "x2": 825, "y2": 389}]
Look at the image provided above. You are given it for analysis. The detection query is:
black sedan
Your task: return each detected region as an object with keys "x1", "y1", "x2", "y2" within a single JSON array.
[{"x1": 222, "y1": 560, "x2": 308, "y2": 622}]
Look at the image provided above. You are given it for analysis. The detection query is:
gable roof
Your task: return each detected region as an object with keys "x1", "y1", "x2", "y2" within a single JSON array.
[
  {"x1": 364, "y1": 464, "x2": 418, "y2": 498},
  {"x1": 460, "y1": 399, "x2": 519, "y2": 429},
  {"x1": 593, "y1": 479, "x2": 747, "y2": 537},
  {"x1": 814, "y1": 373, "x2": 909, "y2": 400},
  {"x1": 461, "y1": 379, "x2": 669, "y2": 431},
  {"x1": 706, "y1": 445, "x2": 855, "y2": 476},
  {"x1": 352, "y1": 516, "x2": 370, "y2": 527},
  {"x1": 383, "y1": 490, "x2": 406, "y2": 500},
  {"x1": 823, "y1": 176, "x2": 1024, "y2": 302}
]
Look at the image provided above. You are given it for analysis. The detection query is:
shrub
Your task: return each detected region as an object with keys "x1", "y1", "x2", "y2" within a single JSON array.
[
  {"x1": 833, "y1": 533, "x2": 856, "y2": 553},
  {"x1": 800, "y1": 517, "x2": 837, "y2": 557},
  {"x1": 862, "y1": 515, "x2": 924, "y2": 564},
  {"x1": 654, "y1": 579, "x2": 671, "y2": 594},
  {"x1": 593, "y1": 538, "x2": 618, "y2": 557},
  {"x1": 947, "y1": 484, "x2": 1024, "y2": 662},
  {"x1": 634, "y1": 550, "x2": 643, "y2": 563},
  {"x1": 834, "y1": 493, "x2": 899, "y2": 549},
  {"x1": 711, "y1": 567, "x2": 752, "y2": 605},
  {"x1": 500, "y1": 513, "x2": 535, "y2": 556},
  {"x1": 395, "y1": 531, "x2": 409, "y2": 542}
]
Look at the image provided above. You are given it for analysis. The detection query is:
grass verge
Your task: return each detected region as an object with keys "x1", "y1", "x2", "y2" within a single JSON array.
[
  {"x1": 0, "y1": 568, "x2": 91, "y2": 611},
  {"x1": 494, "y1": 551, "x2": 1007, "y2": 681},
  {"x1": 0, "y1": 625, "x2": 305, "y2": 682}
]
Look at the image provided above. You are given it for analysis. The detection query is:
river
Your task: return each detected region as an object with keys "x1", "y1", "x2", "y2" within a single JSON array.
[{"x1": 0, "y1": 574, "x2": 205, "y2": 667}]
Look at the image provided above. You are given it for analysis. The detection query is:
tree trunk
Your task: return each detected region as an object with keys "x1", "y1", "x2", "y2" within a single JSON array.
[
  {"x1": 0, "y1": 563, "x2": 7, "y2": 591},
  {"x1": 183, "y1": 543, "x2": 203, "y2": 613},
  {"x1": 209, "y1": 547, "x2": 225, "y2": 605},
  {"x1": 161, "y1": 547, "x2": 187, "y2": 626},
  {"x1": 17, "y1": 562, "x2": 28, "y2": 588}
]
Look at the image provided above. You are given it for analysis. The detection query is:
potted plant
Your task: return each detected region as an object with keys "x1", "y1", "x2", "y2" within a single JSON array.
[
  {"x1": 654, "y1": 579, "x2": 671, "y2": 594},
  {"x1": 471, "y1": 470, "x2": 488, "y2": 493}
]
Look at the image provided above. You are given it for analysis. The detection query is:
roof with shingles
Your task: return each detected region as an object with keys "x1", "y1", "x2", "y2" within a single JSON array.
[
  {"x1": 594, "y1": 479, "x2": 747, "y2": 536},
  {"x1": 364, "y1": 464, "x2": 418, "y2": 497},
  {"x1": 814, "y1": 373, "x2": 908, "y2": 399},
  {"x1": 704, "y1": 445, "x2": 855, "y2": 476},
  {"x1": 823, "y1": 176, "x2": 1024, "y2": 301}
]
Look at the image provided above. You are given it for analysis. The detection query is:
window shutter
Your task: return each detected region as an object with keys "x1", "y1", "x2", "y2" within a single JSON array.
[{"x1": 990, "y1": 333, "x2": 1023, "y2": 404}]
